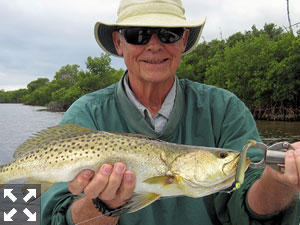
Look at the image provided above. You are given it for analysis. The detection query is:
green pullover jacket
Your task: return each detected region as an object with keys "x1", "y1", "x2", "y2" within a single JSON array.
[{"x1": 41, "y1": 77, "x2": 300, "y2": 225}]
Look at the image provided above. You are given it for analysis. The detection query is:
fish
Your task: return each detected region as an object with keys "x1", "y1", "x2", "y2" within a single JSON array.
[{"x1": 0, "y1": 123, "x2": 249, "y2": 213}]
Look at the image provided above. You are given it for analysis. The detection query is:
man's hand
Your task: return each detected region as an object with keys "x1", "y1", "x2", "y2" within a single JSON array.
[
  {"x1": 265, "y1": 141, "x2": 300, "y2": 192},
  {"x1": 248, "y1": 141, "x2": 300, "y2": 215},
  {"x1": 69, "y1": 162, "x2": 136, "y2": 209}
]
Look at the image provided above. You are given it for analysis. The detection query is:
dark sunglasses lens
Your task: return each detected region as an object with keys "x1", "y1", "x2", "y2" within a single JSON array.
[
  {"x1": 158, "y1": 28, "x2": 184, "y2": 43},
  {"x1": 124, "y1": 28, "x2": 151, "y2": 45},
  {"x1": 121, "y1": 27, "x2": 185, "y2": 45}
]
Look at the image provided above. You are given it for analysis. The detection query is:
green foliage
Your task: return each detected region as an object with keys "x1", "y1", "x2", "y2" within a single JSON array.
[
  {"x1": 78, "y1": 55, "x2": 116, "y2": 94},
  {"x1": 177, "y1": 39, "x2": 225, "y2": 82},
  {"x1": 177, "y1": 23, "x2": 300, "y2": 120},
  {"x1": 1, "y1": 53, "x2": 124, "y2": 110},
  {"x1": 54, "y1": 64, "x2": 80, "y2": 84},
  {"x1": 0, "y1": 89, "x2": 28, "y2": 103},
  {"x1": 27, "y1": 78, "x2": 49, "y2": 92},
  {"x1": 86, "y1": 54, "x2": 112, "y2": 75}
]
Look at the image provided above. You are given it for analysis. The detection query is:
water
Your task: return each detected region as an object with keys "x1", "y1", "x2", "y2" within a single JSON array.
[
  {"x1": 0, "y1": 104, "x2": 63, "y2": 224},
  {"x1": 0, "y1": 104, "x2": 64, "y2": 164},
  {"x1": 256, "y1": 120, "x2": 300, "y2": 145}
]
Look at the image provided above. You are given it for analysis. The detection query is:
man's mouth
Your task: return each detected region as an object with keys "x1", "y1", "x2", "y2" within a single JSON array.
[{"x1": 143, "y1": 58, "x2": 168, "y2": 64}]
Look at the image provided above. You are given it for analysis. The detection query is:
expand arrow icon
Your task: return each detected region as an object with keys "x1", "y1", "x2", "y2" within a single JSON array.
[
  {"x1": 23, "y1": 189, "x2": 37, "y2": 202},
  {"x1": 4, "y1": 189, "x2": 17, "y2": 202},
  {"x1": 23, "y1": 208, "x2": 36, "y2": 221},
  {"x1": 4, "y1": 208, "x2": 17, "y2": 221}
]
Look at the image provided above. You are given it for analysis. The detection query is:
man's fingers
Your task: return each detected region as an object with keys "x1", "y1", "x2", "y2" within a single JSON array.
[
  {"x1": 283, "y1": 150, "x2": 299, "y2": 186},
  {"x1": 68, "y1": 169, "x2": 95, "y2": 195},
  {"x1": 294, "y1": 149, "x2": 300, "y2": 187},
  {"x1": 117, "y1": 171, "x2": 136, "y2": 201},
  {"x1": 83, "y1": 164, "x2": 113, "y2": 198},
  {"x1": 291, "y1": 142, "x2": 300, "y2": 149},
  {"x1": 99, "y1": 162, "x2": 126, "y2": 200},
  {"x1": 102, "y1": 170, "x2": 136, "y2": 209},
  {"x1": 68, "y1": 162, "x2": 136, "y2": 210}
]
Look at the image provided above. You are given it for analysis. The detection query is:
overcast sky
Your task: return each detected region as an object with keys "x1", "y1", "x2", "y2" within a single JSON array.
[{"x1": 0, "y1": 0, "x2": 299, "y2": 91}]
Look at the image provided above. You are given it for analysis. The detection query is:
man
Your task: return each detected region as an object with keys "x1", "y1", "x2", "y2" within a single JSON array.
[{"x1": 41, "y1": 0, "x2": 300, "y2": 224}]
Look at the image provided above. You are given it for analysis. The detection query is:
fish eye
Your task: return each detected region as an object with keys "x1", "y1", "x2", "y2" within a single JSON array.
[{"x1": 217, "y1": 152, "x2": 228, "y2": 159}]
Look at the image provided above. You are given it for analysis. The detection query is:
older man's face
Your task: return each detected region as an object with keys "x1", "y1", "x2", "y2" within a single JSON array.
[{"x1": 113, "y1": 28, "x2": 189, "y2": 87}]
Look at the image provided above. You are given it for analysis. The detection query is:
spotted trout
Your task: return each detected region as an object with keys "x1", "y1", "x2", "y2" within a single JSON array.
[{"x1": 0, "y1": 123, "x2": 249, "y2": 213}]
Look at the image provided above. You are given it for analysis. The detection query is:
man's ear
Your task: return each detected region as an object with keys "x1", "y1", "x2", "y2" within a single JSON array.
[
  {"x1": 181, "y1": 29, "x2": 190, "y2": 53},
  {"x1": 112, "y1": 31, "x2": 123, "y2": 56}
]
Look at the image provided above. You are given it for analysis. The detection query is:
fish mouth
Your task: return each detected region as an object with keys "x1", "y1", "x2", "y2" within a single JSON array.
[
  {"x1": 220, "y1": 154, "x2": 251, "y2": 182},
  {"x1": 173, "y1": 153, "x2": 251, "y2": 195},
  {"x1": 175, "y1": 172, "x2": 236, "y2": 189},
  {"x1": 221, "y1": 153, "x2": 241, "y2": 176},
  {"x1": 219, "y1": 154, "x2": 251, "y2": 186},
  {"x1": 174, "y1": 173, "x2": 237, "y2": 198},
  {"x1": 190, "y1": 154, "x2": 244, "y2": 188},
  {"x1": 173, "y1": 154, "x2": 242, "y2": 189}
]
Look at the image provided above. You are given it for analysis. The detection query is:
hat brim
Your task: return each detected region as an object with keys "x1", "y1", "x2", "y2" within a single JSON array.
[{"x1": 94, "y1": 16, "x2": 206, "y2": 57}]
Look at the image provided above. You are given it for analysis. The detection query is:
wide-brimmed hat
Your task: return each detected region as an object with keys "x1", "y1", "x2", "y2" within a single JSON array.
[{"x1": 94, "y1": 0, "x2": 206, "y2": 57}]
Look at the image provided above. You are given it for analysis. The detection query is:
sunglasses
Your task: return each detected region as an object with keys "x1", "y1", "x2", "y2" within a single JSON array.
[{"x1": 118, "y1": 27, "x2": 185, "y2": 45}]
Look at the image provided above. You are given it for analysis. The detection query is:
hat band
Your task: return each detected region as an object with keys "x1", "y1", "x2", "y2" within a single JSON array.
[{"x1": 117, "y1": 2, "x2": 186, "y2": 23}]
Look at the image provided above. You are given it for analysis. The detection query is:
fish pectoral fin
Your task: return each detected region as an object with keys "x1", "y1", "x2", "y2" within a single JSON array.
[
  {"x1": 124, "y1": 193, "x2": 161, "y2": 213},
  {"x1": 22, "y1": 180, "x2": 55, "y2": 201},
  {"x1": 143, "y1": 176, "x2": 175, "y2": 185}
]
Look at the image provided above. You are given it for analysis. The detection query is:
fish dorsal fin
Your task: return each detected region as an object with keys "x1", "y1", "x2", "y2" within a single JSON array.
[
  {"x1": 111, "y1": 132, "x2": 162, "y2": 142},
  {"x1": 13, "y1": 123, "x2": 97, "y2": 159}
]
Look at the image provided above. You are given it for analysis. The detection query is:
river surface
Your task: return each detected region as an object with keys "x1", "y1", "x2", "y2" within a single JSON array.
[
  {"x1": 256, "y1": 120, "x2": 300, "y2": 145},
  {"x1": 0, "y1": 104, "x2": 299, "y2": 165},
  {"x1": 0, "y1": 104, "x2": 64, "y2": 164}
]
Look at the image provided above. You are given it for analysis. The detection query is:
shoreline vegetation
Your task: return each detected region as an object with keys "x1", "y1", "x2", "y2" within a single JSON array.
[
  {"x1": 1, "y1": 24, "x2": 299, "y2": 121},
  {"x1": 252, "y1": 105, "x2": 300, "y2": 121}
]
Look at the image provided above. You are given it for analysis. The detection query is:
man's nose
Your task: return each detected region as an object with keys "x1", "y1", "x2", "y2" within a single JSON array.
[{"x1": 146, "y1": 34, "x2": 163, "y2": 51}]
